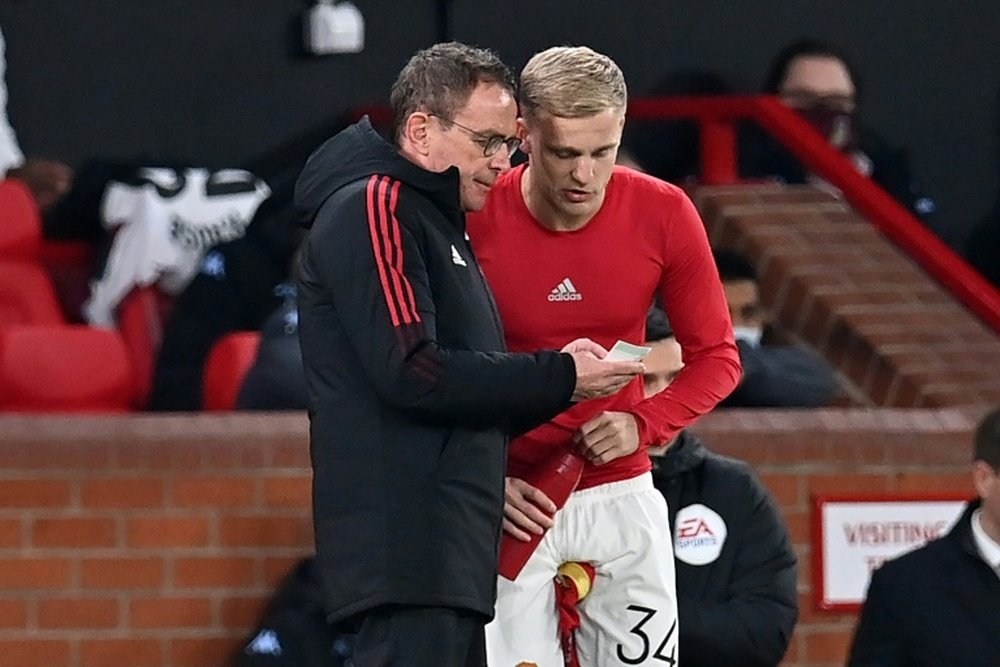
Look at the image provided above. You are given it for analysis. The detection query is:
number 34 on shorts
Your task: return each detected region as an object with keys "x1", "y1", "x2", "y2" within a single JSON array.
[{"x1": 616, "y1": 605, "x2": 677, "y2": 666}]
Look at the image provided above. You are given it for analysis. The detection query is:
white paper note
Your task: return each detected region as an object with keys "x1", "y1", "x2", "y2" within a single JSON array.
[{"x1": 605, "y1": 340, "x2": 652, "y2": 362}]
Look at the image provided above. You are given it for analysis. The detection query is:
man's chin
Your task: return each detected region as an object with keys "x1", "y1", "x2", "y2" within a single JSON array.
[
  {"x1": 558, "y1": 200, "x2": 597, "y2": 218},
  {"x1": 462, "y1": 196, "x2": 487, "y2": 213},
  {"x1": 462, "y1": 188, "x2": 491, "y2": 212}
]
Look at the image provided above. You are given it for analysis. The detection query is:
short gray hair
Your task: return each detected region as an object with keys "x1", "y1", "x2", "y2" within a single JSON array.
[{"x1": 389, "y1": 42, "x2": 515, "y2": 144}]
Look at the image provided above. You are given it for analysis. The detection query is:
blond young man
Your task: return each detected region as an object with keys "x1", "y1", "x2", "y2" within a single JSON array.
[{"x1": 468, "y1": 46, "x2": 741, "y2": 666}]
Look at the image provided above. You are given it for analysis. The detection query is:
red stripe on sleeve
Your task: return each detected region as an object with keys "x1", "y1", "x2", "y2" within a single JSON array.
[
  {"x1": 378, "y1": 177, "x2": 413, "y2": 325},
  {"x1": 366, "y1": 175, "x2": 401, "y2": 327},
  {"x1": 387, "y1": 180, "x2": 422, "y2": 323}
]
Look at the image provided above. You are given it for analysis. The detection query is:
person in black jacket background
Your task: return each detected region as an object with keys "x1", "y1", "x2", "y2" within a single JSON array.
[
  {"x1": 741, "y1": 39, "x2": 946, "y2": 245},
  {"x1": 714, "y1": 249, "x2": 839, "y2": 408},
  {"x1": 847, "y1": 407, "x2": 1000, "y2": 667},
  {"x1": 295, "y1": 42, "x2": 644, "y2": 667},
  {"x1": 650, "y1": 431, "x2": 798, "y2": 667}
]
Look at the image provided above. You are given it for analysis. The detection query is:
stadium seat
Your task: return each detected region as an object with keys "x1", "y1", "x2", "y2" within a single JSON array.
[
  {"x1": 203, "y1": 331, "x2": 261, "y2": 411},
  {"x1": 0, "y1": 179, "x2": 43, "y2": 259},
  {"x1": 0, "y1": 261, "x2": 65, "y2": 326},
  {"x1": 0, "y1": 325, "x2": 134, "y2": 412}
]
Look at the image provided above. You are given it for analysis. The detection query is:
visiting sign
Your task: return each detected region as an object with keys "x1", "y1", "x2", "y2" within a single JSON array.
[{"x1": 812, "y1": 495, "x2": 967, "y2": 610}]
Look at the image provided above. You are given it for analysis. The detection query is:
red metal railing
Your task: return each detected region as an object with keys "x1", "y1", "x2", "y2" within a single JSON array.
[
  {"x1": 348, "y1": 97, "x2": 1000, "y2": 334},
  {"x1": 627, "y1": 95, "x2": 1000, "y2": 335}
]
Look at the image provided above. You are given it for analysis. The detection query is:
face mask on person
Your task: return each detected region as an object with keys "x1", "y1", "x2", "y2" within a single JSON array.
[
  {"x1": 798, "y1": 106, "x2": 860, "y2": 153},
  {"x1": 733, "y1": 325, "x2": 763, "y2": 347}
]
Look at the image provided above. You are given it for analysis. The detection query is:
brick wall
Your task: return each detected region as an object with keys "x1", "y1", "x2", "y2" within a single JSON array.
[
  {"x1": 0, "y1": 409, "x2": 987, "y2": 667},
  {"x1": 691, "y1": 185, "x2": 1000, "y2": 407},
  {"x1": 0, "y1": 414, "x2": 312, "y2": 667}
]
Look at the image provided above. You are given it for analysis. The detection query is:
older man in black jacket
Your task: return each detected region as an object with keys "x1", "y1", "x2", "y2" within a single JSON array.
[
  {"x1": 847, "y1": 408, "x2": 1000, "y2": 667},
  {"x1": 295, "y1": 43, "x2": 643, "y2": 667}
]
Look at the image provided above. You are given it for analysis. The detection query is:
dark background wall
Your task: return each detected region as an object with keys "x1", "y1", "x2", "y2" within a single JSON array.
[{"x1": 2, "y1": 0, "x2": 998, "y2": 248}]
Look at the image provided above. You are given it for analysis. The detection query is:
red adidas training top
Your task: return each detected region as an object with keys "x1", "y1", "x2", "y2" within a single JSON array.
[{"x1": 468, "y1": 164, "x2": 741, "y2": 489}]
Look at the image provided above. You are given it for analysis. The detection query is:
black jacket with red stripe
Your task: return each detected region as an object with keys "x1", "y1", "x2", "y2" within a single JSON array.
[{"x1": 294, "y1": 118, "x2": 576, "y2": 625}]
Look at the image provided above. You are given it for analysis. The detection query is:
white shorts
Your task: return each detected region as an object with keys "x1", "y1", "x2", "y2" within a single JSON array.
[{"x1": 486, "y1": 473, "x2": 678, "y2": 667}]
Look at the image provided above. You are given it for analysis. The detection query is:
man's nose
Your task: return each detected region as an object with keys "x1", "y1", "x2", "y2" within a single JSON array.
[
  {"x1": 571, "y1": 157, "x2": 595, "y2": 183},
  {"x1": 488, "y1": 146, "x2": 514, "y2": 170}
]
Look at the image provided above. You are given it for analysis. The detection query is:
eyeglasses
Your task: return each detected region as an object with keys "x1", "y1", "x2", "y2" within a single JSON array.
[{"x1": 432, "y1": 115, "x2": 521, "y2": 157}]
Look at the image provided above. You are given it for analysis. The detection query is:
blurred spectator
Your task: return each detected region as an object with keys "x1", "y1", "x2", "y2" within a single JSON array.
[
  {"x1": 650, "y1": 430, "x2": 798, "y2": 667},
  {"x1": 715, "y1": 249, "x2": 838, "y2": 407},
  {"x1": 1, "y1": 25, "x2": 72, "y2": 213},
  {"x1": 742, "y1": 39, "x2": 944, "y2": 242},
  {"x1": 235, "y1": 282, "x2": 307, "y2": 411},
  {"x1": 847, "y1": 407, "x2": 1000, "y2": 667},
  {"x1": 642, "y1": 303, "x2": 683, "y2": 397}
]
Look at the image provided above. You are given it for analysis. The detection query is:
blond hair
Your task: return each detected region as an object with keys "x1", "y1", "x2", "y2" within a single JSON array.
[{"x1": 519, "y1": 46, "x2": 627, "y2": 119}]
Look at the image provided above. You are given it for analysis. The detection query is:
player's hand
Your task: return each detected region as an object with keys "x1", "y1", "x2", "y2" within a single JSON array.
[
  {"x1": 573, "y1": 411, "x2": 640, "y2": 465},
  {"x1": 502, "y1": 477, "x2": 557, "y2": 542}
]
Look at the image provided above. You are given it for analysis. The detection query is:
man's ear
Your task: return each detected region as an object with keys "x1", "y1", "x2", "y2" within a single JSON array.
[
  {"x1": 402, "y1": 112, "x2": 433, "y2": 156},
  {"x1": 972, "y1": 460, "x2": 995, "y2": 499},
  {"x1": 516, "y1": 117, "x2": 532, "y2": 153}
]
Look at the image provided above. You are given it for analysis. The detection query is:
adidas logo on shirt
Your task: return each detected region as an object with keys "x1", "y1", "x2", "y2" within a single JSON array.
[
  {"x1": 548, "y1": 278, "x2": 582, "y2": 302},
  {"x1": 451, "y1": 244, "x2": 468, "y2": 267}
]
